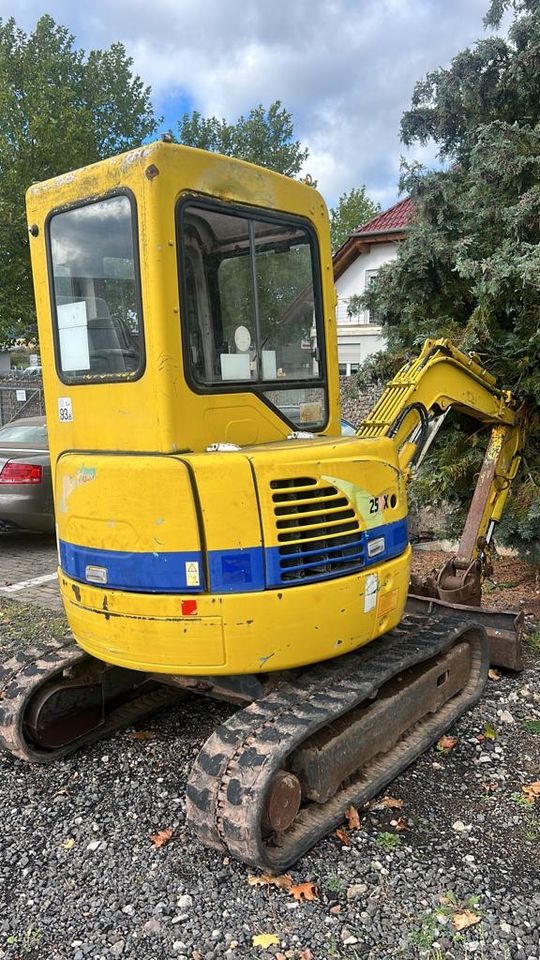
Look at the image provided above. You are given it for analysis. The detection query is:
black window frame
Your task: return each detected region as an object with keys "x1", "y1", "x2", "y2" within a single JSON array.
[
  {"x1": 176, "y1": 194, "x2": 328, "y2": 432},
  {"x1": 46, "y1": 188, "x2": 146, "y2": 386}
]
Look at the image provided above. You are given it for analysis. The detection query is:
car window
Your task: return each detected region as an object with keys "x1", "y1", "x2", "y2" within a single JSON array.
[{"x1": 0, "y1": 423, "x2": 47, "y2": 444}]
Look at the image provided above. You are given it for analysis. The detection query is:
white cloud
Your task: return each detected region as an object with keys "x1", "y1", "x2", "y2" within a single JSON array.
[{"x1": 0, "y1": 0, "x2": 506, "y2": 207}]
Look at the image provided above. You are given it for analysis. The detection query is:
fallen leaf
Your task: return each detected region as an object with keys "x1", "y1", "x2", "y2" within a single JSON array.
[
  {"x1": 483, "y1": 722, "x2": 497, "y2": 741},
  {"x1": 128, "y1": 730, "x2": 156, "y2": 740},
  {"x1": 247, "y1": 873, "x2": 293, "y2": 891},
  {"x1": 329, "y1": 905, "x2": 341, "y2": 914},
  {"x1": 252, "y1": 933, "x2": 280, "y2": 948},
  {"x1": 380, "y1": 795, "x2": 404, "y2": 809},
  {"x1": 150, "y1": 828, "x2": 175, "y2": 848},
  {"x1": 289, "y1": 882, "x2": 319, "y2": 902},
  {"x1": 488, "y1": 668, "x2": 501, "y2": 681},
  {"x1": 62, "y1": 838, "x2": 75, "y2": 849},
  {"x1": 522, "y1": 780, "x2": 540, "y2": 801},
  {"x1": 437, "y1": 735, "x2": 458, "y2": 753},
  {"x1": 334, "y1": 827, "x2": 351, "y2": 846},
  {"x1": 393, "y1": 817, "x2": 410, "y2": 832},
  {"x1": 452, "y1": 909, "x2": 481, "y2": 931},
  {"x1": 481, "y1": 781, "x2": 498, "y2": 794},
  {"x1": 346, "y1": 804, "x2": 361, "y2": 830}
]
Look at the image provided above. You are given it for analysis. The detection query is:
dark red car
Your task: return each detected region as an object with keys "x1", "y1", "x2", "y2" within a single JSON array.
[{"x1": 0, "y1": 416, "x2": 53, "y2": 533}]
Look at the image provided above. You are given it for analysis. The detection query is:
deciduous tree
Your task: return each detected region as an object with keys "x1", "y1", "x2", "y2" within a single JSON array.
[
  {"x1": 329, "y1": 187, "x2": 380, "y2": 252},
  {"x1": 0, "y1": 15, "x2": 157, "y2": 346},
  {"x1": 177, "y1": 101, "x2": 308, "y2": 178}
]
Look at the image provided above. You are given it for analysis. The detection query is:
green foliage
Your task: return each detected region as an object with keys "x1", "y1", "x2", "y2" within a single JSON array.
[
  {"x1": 355, "y1": 348, "x2": 405, "y2": 387},
  {"x1": 375, "y1": 830, "x2": 402, "y2": 849},
  {"x1": 364, "y1": 0, "x2": 540, "y2": 559},
  {"x1": 0, "y1": 15, "x2": 157, "y2": 347},
  {"x1": 408, "y1": 420, "x2": 487, "y2": 539},
  {"x1": 323, "y1": 874, "x2": 346, "y2": 894},
  {"x1": 522, "y1": 719, "x2": 540, "y2": 733},
  {"x1": 329, "y1": 187, "x2": 380, "y2": 251},
  {"x1": 177, "y1": 100, "x2": 309, "y2": 178}
]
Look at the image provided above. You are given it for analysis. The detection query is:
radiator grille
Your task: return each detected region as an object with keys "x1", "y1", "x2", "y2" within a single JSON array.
[{"x1": 270, "y1": 477, "x2": 364, "y2": 584}]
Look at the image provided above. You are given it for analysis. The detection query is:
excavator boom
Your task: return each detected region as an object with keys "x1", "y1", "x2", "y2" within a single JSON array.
[{"x1": 360, "y1": 338, "x2": 527, "y2": 667}]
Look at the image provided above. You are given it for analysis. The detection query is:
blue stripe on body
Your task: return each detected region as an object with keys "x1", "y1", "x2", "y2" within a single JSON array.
[
  {"x1": 59, "y1": 540, "x2": 205, "y2": 594},
  {"x1": 265, "y1": 517, "x2": 409, "y2": 588},
  {"x1": 59, "y1": 517, "x2": 409, "y2": 595},
  {"x1": 208, "y1": 547, "x2": 265, "y2": 593}
]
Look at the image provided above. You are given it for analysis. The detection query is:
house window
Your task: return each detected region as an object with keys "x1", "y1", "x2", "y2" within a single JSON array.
[
  {"x1": 338, "y1": 363, "x2": 347, "y2": 376},
  {"x1": 364, "y1": 269, "x2": 379, "y2": 325}
]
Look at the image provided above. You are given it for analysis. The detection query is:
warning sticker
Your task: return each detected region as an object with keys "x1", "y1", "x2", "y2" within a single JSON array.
[
  {"x1": 185, "y1": 561, "x2": 200, "y2": 587},
  {"x1": 364, "y1": 573, "x2": 378, "y2": 613}
]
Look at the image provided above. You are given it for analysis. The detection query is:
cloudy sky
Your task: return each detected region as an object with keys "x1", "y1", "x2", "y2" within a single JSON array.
[{"x1": 2, "y1": 0, "x2": 507, "y2": 210}]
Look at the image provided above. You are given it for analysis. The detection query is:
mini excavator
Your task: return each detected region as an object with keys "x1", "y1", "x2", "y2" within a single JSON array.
[{"x1": 0, "y1": 141, "x2": 527, "y2": 870}]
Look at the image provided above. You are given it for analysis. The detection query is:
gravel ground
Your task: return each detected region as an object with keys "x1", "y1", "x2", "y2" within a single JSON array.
[{"x1": 1, "y1": 598, "x2": 539, "y2": 960}]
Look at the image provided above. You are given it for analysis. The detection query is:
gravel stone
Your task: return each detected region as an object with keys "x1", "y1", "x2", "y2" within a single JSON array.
[{"x1": 0, "y1": 592, "x2": 539, "y2": 960}]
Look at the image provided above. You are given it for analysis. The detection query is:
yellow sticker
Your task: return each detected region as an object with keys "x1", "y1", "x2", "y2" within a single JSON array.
[
  {"x1": 185, "y1": 561, "x2": 200, "y2": 587},
  {"x1": 377, "y1": 588, "x2": 399, "y2": 617}
]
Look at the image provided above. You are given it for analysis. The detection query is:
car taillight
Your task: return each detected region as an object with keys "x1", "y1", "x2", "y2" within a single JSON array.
[{"x1": 0, "y1": 461, "x2": 43, "y2": 484}]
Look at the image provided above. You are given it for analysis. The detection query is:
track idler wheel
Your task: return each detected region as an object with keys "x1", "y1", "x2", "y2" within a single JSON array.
[{"x1": 262, "y1": 770, "x2": 302, "y2": 834}]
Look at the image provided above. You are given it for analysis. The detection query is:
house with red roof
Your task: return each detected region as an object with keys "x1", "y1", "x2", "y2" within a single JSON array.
[{"x1": 332, "y1": 197, "x2": 414, "y2": 374}]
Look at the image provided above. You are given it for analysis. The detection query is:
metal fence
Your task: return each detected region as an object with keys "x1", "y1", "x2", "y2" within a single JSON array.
[{"x1": 0, "y1": 380, "x2": 45, "y2": 426}]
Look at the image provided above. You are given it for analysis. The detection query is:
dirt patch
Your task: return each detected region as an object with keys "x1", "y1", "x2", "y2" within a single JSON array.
[{"x1": 412, "y1": 548, "x2": 540, "y2": 618}]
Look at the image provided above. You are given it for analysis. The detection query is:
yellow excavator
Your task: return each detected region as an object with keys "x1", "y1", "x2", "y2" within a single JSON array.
[{"x1": 0, "y1": 141, "x2": 527, "y2": 871}]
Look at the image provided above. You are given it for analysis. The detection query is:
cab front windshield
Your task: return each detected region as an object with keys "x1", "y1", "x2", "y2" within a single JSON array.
[{"x1": 178, "y1": 201, "x2": 326, "y2": 429}]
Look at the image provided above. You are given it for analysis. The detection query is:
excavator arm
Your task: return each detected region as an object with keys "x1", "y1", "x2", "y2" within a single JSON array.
[{"x1": 357, "y1": 339, "x2": 528, "y2": 668}]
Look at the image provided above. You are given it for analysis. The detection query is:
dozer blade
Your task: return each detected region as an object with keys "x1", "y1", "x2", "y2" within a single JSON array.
[
  {"x1": 186, "y1": 613, "x2": 489, "y2": 871},
  {"x1": 406, "y1": 593, "x2": 524, "y2": 671},
  {"x1": 0, "y1": 638, "x2": 183, "y2": 763}
]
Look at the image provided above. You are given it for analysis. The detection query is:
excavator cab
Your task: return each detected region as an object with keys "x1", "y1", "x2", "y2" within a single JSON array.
[{"x1": 26, "y1": 142, "x2": 411, "y2": 677}]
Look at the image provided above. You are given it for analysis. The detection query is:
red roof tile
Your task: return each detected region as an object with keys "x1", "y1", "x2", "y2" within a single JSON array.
[{"x1": 355, "y1": 197, "x2": 415, "y2": 235}]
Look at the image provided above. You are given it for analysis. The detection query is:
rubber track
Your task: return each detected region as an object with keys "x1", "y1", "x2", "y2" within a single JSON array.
[
  {"x1": 0, "y1": 637, "x2": 180, "y2": 763},
  {"x1": 186, "y1": 613, "x2": 488, "y2": 871}
]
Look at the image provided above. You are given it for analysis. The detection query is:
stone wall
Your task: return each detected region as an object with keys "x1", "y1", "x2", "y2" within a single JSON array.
[{"x1": 339, "y1": 376, "x2": 383, "y2": 427}]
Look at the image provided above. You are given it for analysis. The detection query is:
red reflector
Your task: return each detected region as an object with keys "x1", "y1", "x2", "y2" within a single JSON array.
[
  {"x1": 181, "y1": 599, "x2": 198, "y2": 616},
  {"x1": 0, "y1": 460, "x2": 43, "y2": 484}
]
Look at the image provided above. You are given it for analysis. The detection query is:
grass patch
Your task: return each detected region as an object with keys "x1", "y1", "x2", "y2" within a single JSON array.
[
  {"x1": 376, "y1": 831, "x2": 402, "y2": 850},
  {"x1": 522, "y1": 719, "x2": 540, "y2": 734},
  {"x1": 511, "y1": 791, "x2": 535, "y2": 810},
  {"x1": 323, "y1": 874, "x2": 346, "y2": 895},
  {"x1": 0, "y1": 598, "x2": 68, "y2": 652}
]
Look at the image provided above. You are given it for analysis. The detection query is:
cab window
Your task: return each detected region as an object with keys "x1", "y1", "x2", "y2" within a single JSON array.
[
  {"x1": 178, "y1": 200, "x2": 326, "y2": 430},
  {"x1": 49, "y1": 194, "x2": 144, "y2": 382}
]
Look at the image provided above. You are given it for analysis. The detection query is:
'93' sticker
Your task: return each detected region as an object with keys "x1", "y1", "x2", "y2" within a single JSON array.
[{"x1": 58, "y1": 397, "x2": 73, "y2": 422}]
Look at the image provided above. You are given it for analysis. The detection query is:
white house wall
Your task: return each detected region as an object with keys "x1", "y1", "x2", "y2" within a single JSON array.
[{"x1": 334, "y1": 240, "x2": 398, "y2": 373}]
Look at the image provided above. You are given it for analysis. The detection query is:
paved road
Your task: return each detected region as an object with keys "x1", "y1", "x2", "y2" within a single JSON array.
[{"x1": 0, "y1": 531, "x2": 61, "y2": 610}]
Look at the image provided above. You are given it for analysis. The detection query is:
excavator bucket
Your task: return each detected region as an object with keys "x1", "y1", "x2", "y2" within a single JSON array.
[{"x1": 406, "y1": 593, "x2": 524, "y2": 671}]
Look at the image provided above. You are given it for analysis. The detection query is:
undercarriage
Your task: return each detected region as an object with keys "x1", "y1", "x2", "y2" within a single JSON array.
[{"x1": 0, "y1": 605, "x2": 514, "y2": 869}]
